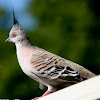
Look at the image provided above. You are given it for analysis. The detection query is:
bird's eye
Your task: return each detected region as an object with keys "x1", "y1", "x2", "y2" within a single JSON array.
[{"x1": 12, "y1": 33, "x2": 16, "y2": 37}]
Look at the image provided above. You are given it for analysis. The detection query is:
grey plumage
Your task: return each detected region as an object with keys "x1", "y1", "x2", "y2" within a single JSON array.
[
  {"x1": 6, "y1": 10, "x2": 96, "y2": 99},
  {"x1": 30, "y1": 47, "x2": 95, "y2": 85}
]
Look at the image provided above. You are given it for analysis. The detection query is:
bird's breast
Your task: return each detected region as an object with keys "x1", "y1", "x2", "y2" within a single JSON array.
[{"x1": 16, "y1": 47, "x2": 33, "y2": 75}]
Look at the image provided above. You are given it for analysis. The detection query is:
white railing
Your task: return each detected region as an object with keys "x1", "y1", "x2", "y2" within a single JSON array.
[{"x1": 39, "y1": 75, "x2": 100, "y2": 100}]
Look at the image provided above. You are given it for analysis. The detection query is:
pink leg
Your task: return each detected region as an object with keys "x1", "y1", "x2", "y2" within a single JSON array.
[
  {"x1": 42, "y1": 90, "x2": 53, "y2": 96},
  {"x1": 32, "y1": 91, "x2": 53, "y2": 100}
]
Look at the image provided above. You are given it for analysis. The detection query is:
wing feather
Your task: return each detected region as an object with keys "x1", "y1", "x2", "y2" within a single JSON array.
[{"x1": 31, "y1": 51, "x2": 82, "y2": 82}]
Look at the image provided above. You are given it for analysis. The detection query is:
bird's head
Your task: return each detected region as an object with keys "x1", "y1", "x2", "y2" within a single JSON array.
[{"x1": 5, "y1": 10, "x2": 27, "y2": 43}]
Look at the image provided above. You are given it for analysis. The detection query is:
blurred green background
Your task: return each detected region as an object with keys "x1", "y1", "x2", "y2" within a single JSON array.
[{"x1": 0, "y1": 0, "x2": 100, "y2": 99}]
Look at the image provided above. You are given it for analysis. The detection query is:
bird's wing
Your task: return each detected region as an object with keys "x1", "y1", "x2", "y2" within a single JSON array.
[{"x1": 31, "y1": 51, "x2": 82, "y2": 82}]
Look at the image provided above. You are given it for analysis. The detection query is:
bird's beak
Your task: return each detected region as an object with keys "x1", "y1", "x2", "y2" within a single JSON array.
[{"x1": 5, "y1": 38, "x2": 11, "y2": 42}]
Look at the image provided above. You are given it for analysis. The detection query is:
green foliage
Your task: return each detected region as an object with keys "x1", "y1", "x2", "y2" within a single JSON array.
[
  {"x1": 30, "y1": 0, "x2": 100, "y2": 73},
  {"x1": 0, "y1": 0, "x2": 100, "y2": 99},
  {"x1": 0, "y1": 8, "x2": 4, "y2": 15}
]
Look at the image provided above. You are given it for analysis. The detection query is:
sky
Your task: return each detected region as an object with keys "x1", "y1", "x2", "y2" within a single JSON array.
[{"x1": 0, "y1": 0, "x2": 36, "y2": 30}]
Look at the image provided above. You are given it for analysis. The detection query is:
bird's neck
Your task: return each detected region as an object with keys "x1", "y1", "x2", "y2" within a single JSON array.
[{"x1": 15, "y1": 38, "x2": 33, "y2": 50}]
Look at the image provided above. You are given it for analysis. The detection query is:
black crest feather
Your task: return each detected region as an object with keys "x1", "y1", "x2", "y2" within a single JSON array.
[
  {"x1": 13, "y1": 8, "x2": 19, "y2": 25},
  {"x1": 10, "y1": 2, "x2": 19, "y2": 25}
]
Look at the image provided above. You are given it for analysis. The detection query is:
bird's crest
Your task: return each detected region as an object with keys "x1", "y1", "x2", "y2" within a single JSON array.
[{"x1": 13, "y1": 8, "x2": 19, "y2": 25}]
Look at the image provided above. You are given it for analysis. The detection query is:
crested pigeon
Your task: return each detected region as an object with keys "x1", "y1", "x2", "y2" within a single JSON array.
[{"x1": 6, "y1": 10, "x2": 96, "y2": 100}]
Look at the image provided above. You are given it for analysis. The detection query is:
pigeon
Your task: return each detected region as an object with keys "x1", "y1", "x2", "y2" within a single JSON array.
[{"x1": 5, "y1": 10, "x2": 96, "y2": 100}]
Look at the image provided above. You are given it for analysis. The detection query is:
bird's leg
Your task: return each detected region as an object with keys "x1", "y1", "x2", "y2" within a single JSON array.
[
  {"x1": 32, "y1": 86, "x2": 56, "y2": 100},
  {"x1": 32, "y1": 91, "x2": 54, "y2": 100},
  {"x1": 42, "y1": 90, "x2": 53, "y2": 96}
]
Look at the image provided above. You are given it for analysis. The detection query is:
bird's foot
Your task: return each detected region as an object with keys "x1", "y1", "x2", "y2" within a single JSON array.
[
  {"x1": 32, "y1": 97, "x2": 41, "y2": 100},
  {"x1": 32, "y1": 91, "x2": 53, "y2": 100},
  {"x1": 42, "y1": 90, "x2": 53, "y2": 96}
]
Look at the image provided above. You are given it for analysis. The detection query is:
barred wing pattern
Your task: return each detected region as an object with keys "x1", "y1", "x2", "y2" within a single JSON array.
[{"x1": 31, "y1": 51, "x2": 82, "y2": 82}]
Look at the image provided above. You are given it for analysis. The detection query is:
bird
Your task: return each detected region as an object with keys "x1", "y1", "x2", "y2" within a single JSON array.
[{"x1": 6, "y1": 10, "x2": 96, "y2": 100}]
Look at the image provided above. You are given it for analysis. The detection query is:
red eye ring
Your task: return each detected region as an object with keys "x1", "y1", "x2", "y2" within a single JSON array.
[{"x1": 12, "y1": 33, "x2": 16, "y2": 37}]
